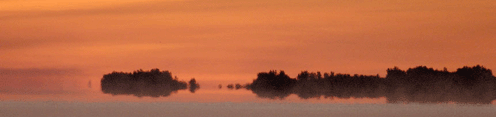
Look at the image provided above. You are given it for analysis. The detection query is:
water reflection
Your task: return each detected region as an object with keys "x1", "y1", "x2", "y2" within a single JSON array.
[
  {"x1": 242, "y1": 65, "x2": 496, "y2": 104},
  {"x1": 100, "y1": 69, "x2": 198, "y2": 97}
]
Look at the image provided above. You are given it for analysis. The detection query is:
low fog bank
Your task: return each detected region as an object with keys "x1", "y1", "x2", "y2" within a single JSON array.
[{"x1": 1, "y1": 101, "x2": 495, "y2": 117}]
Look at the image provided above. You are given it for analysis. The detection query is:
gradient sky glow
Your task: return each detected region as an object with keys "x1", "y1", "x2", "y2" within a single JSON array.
[{"x1": 1, "y1": 0, "x2": 495, "y2": 95}]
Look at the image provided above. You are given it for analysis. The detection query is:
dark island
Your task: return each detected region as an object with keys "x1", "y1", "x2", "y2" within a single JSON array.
[
  {"x1": 245, "y1": 65, "x2": 496, "y2": 104},
  {"x1": 101, "y1": 68, "x2": 199, "y2": 97}
]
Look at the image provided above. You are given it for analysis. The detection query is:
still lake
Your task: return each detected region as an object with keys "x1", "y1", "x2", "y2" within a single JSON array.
[{"x1": 1, "y1": 86, "x2": 495, "y2": 117}]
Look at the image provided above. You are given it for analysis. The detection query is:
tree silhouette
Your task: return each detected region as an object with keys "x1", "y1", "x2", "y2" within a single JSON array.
[
  {"x1": 246, "y1": 70, "x2": 296, "y2": 99},
  {"x1": 100, "y1": 68, "x2": 196, "y2": 97},
  {"x1": 189, "y1": 78, "x2": 200, "y2": 93},
  {"x1": 243, "y1": 65, "x2": 496, "y2": 104}
]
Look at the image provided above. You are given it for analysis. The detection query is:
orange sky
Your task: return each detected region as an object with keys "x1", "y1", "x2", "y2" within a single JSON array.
[{"x1": 1, "y1": 0, "x2": 496, "y2": 94}]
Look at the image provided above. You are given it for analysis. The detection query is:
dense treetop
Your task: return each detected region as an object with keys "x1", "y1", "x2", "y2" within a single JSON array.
[
  {"x1": 245, "y1": 65, "x2": 496, "y2": 104},
  {"x1": 101, "y1": 68, "x2": 198, "y2": 97}
]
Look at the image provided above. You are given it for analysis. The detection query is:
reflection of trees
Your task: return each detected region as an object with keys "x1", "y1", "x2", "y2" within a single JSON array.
[
  {"x1": 100, "y1": 68, "x2": 197, "y2": 97},
  {"x1": 246, "y1": 65, "x2": 496, "y2": 104}
]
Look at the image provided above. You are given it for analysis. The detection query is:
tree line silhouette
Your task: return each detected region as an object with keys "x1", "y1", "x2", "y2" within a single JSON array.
[
  {"x1": 101, "y1": 68, "x2": 199, "y2": 97},
  {"x1": 244, "y1": 65, "x2": 496, "y2": 104},
  {"x1": 100, "y1": 66, "x2": 496, "y2": 103}
]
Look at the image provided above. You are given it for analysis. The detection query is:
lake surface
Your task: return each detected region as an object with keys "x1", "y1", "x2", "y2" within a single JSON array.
[
  {"x1": 2, "y1": 87, "x2": 496, "y2": 117},
  {"x1": 2, "y1": 101, "x2": 495, "y2": 117}
]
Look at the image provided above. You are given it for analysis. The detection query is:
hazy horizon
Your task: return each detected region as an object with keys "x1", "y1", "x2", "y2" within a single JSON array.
[{"x1": 2, "y1": 1, "x2": 496, "y2": 116}]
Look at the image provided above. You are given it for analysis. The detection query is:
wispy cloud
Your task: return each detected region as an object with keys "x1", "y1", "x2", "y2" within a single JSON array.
[{"x1": 0, "y1": 0, "x2": 273, "y2": 20}]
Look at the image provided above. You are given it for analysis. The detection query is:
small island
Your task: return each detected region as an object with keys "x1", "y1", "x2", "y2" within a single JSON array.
[
  {"x1": 101, "y1": 68, "x2": 199, "y2": 97},
  {"x1": 245, "y1": 65, "x2": 496, "y2": 104}
]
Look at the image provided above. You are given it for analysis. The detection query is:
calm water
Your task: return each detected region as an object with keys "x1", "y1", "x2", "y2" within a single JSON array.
[
  {"x1": 2, "y1": 101, "x2": 495, "y2": 117},
  {"x1": 1, "y1": 86, "x2": 496, "y2": 117}
]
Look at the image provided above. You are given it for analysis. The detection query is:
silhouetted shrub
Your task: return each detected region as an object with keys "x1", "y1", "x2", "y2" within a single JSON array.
[
  {"x1": 227, "y1": 84, "x2": 234, "y2": 89},
  {"x1": 189, "y1": 78, "x2": 200, "y2": 93}
]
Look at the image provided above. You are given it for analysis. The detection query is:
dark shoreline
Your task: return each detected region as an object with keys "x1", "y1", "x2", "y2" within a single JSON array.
[{"x1": 243, "y1": 65, "x2": 496, "y2": 104}]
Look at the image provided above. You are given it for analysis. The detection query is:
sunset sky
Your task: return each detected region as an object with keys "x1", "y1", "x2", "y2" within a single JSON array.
[{"x1": 1, "y1": 0, "x2": 495, "y2": 94}]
